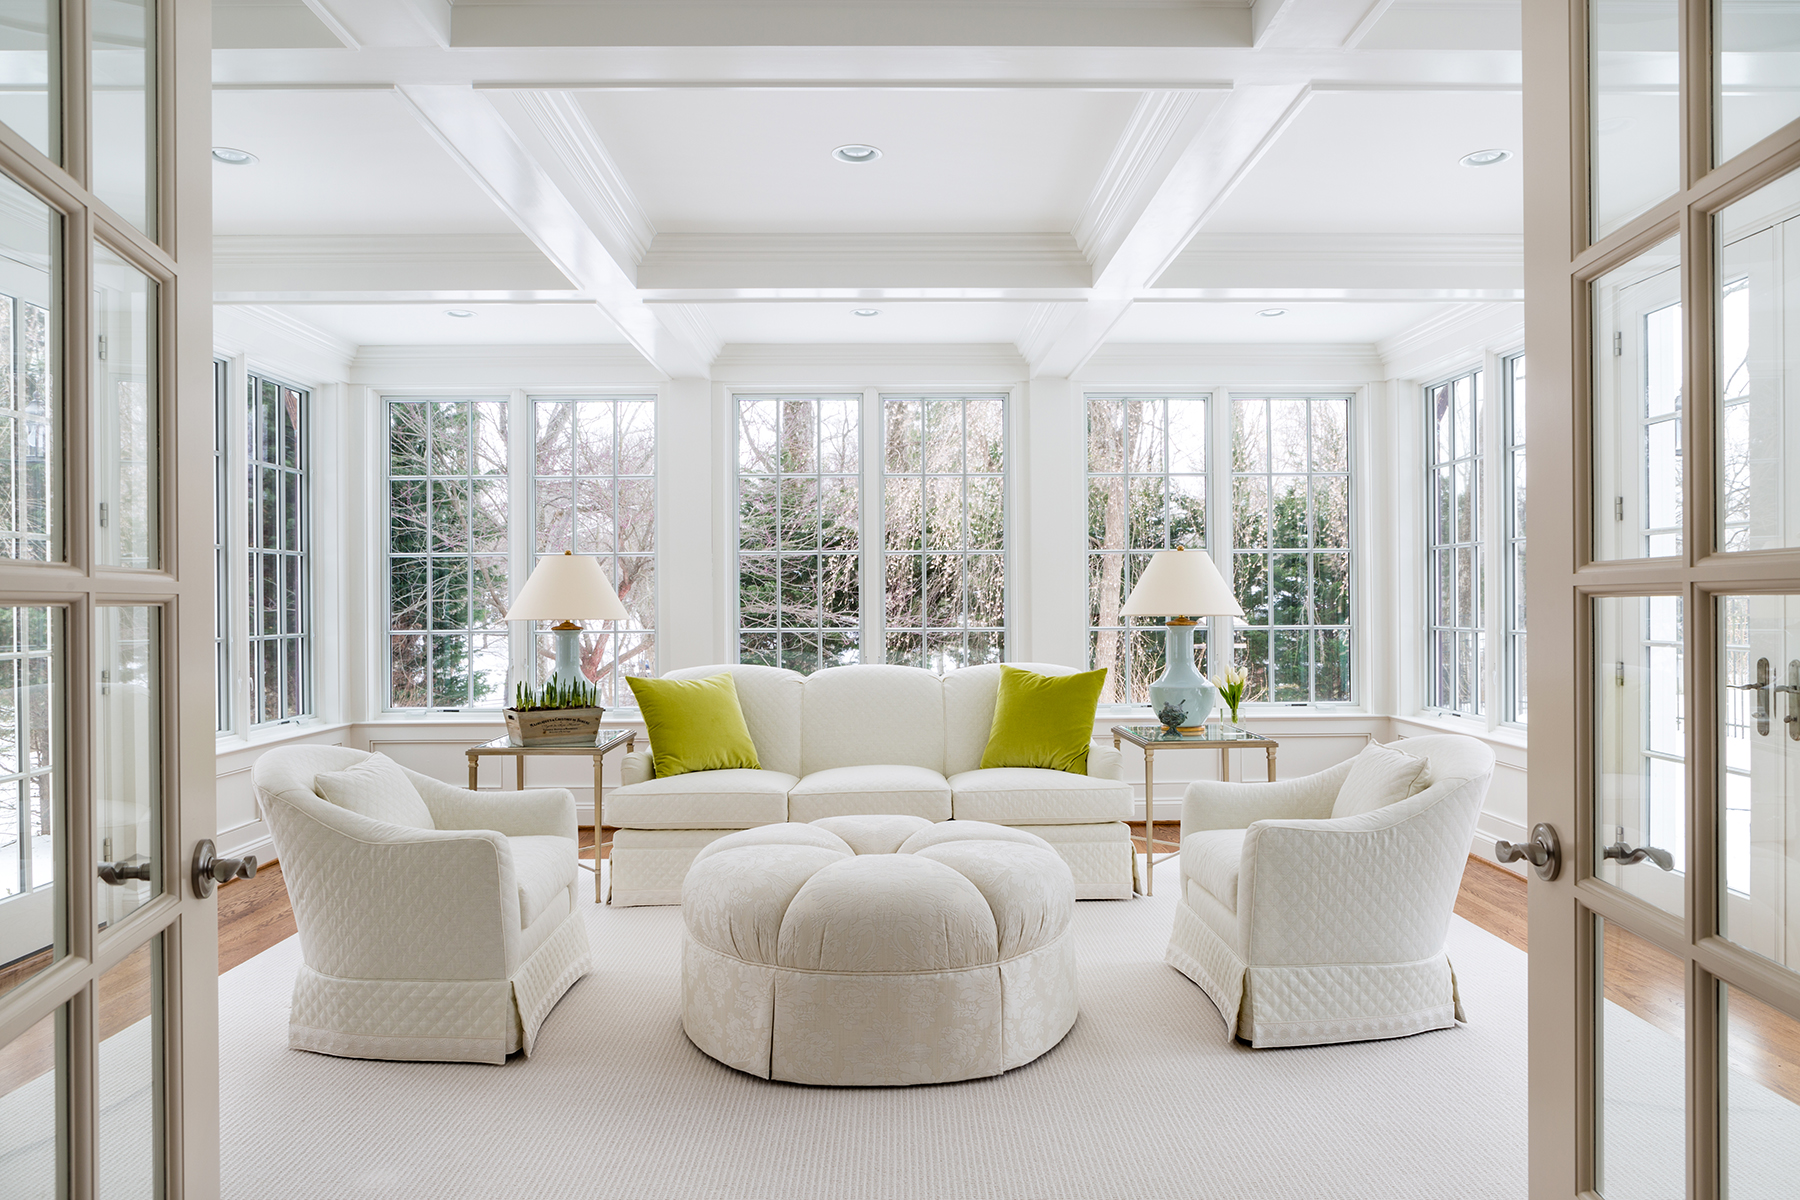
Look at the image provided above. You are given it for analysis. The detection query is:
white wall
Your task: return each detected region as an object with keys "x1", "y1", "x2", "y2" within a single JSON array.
[{"x1": 213, "y1": 314, "x2": 1528, "y2": 875}]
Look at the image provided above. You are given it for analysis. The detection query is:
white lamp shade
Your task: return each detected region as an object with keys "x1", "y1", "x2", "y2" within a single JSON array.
[
  {"x1": 504, "y1": 551, "x2": 630, "y2": 622},
  {"x1": 1119, "y1": 547, "x2": 1244, "y2": 618}
]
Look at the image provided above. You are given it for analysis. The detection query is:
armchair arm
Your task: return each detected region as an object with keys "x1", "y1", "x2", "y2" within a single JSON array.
[
  {"x1": 261, "y1": 794, "x2": 519, "y2": 981},
  {"x1": 621, "y1": 750, "x2": 654, "y2": 786},
  {"x1": 1180, "y1": 759, "x2": 1351, "y2": 835},
  {"x1": 406, "y1": 769, "x2": 577, "y2": 840},
  {"x1": 1086, "y1": 740, "x2": 1124, "y2": 780},
  {"x1": 1238, "y1": 782, "x2": 1484, "y2": 967}
]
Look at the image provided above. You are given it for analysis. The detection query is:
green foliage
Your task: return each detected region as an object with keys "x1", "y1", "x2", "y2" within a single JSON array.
[{"x1": 511, "y1": 672, "x2": 600, "y2": 711}]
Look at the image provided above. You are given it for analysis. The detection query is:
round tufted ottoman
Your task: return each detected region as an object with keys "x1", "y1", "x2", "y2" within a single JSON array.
[{"x1": 679, "y1": 815, "x2": 1079, "y2": 1086}]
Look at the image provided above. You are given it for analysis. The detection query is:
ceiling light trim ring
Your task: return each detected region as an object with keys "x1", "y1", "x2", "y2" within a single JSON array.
[
  {"x1": 1459, "y1": 148, "x2": 1513, "y2": 168},
  {"x1": 212, "y1": 146, "x2": 258, "y2": 166},
  {"x1": 832, "y1": 144, "x2": 882, "y2": 164}
]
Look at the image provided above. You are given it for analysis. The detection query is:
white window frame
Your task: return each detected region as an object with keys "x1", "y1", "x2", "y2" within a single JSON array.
[
  {"x1": 1424, "y1": 366, "x2": 1486, "y2": 718},
  {"x1": 246, "y1": 372, "x2": 312, "y2": 726},
  {"x1": 1501, "y1": 352, "x2": 1527, "y2": 726}
]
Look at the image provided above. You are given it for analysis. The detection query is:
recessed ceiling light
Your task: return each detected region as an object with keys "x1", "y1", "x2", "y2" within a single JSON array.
[
  {"x1": 851, "y1": 308, "x2": 881, "y2": 317},
  {"x1": 1257, "y1": 308, "x2": 1287, "y2": 317},
  {"x1": 833, "y1": 144, "x2": 882, "y2": 164},
  {"x1": 1459, "y1": 148, "x2": 1513, "y2": 168},
  {"x1": 211, "y1": 146, "x2": 258, "y2": 166},
  {"x1": 445, "y1": 309, "x2": 476, "y2": 319}
]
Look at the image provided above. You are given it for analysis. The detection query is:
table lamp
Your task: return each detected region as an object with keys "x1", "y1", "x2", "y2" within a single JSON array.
[
  {"x1": 1119, "y1": 546, "x2": 1244, "y2": 730},
  {"x1": 504, "y1": 550, "x2": 630, "y2": 684}
]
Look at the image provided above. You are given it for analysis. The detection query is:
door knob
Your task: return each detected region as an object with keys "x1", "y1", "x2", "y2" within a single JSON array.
[
  {"x1": 1496, "y1": 822, "x2": 1562, "y2": 881},
  {"x1": 97, "y1": 860, "x2": 152, "y2": 885},
  {"x1": 190, "y1": 839, "x2": 257, "y2": 898}
]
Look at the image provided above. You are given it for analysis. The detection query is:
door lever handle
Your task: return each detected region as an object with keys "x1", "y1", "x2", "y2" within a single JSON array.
[
  {"x1": 1733, "y1": 658, "x2": 1773, "y2": 735},
  {"x1": 97, "y1": 861, "x2": 152, "y2": 885},
  {"x1": 1496, "y1": 823, "x2": 1562, "y2": 881},
  {"x1": 1603, "y1": 839, "x2": 1675, "y2": 872},
  {"x1": 190, "y1": 839, "x2": 257, "y2": 898}
]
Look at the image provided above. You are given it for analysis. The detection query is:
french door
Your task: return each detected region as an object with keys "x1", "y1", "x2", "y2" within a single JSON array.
[
  {"x1": 0, "y1": 2, "x2": 216, "y2": 1198},
  {"x1": 1526, "y1": 0, "x2": 1800, "y2": 1194}
]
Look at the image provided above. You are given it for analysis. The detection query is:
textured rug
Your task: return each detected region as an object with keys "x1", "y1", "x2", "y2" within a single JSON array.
[{"x1": 219, "y1": 858, "x2": 1531, "y2": 1200}]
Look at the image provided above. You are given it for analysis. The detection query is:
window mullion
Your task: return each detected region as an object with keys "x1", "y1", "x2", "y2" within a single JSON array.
[
  {"x1": 507, "y1": 390, "x2": 531, "y2": 695},
  {"x1": 1208, "y1": 386, "x2": 1232, "y2": 683},
  {"x1": 862, "y1": 388, "x2": 881, "y2": 663}
]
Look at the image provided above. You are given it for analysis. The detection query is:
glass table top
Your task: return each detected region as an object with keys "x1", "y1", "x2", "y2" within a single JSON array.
[
  {"x1": 1111, "y1": 722, "x2": 1276, "y2": 746},
  {"x1": 470, "y1": 729, "x2": 637, "y2": 752}
]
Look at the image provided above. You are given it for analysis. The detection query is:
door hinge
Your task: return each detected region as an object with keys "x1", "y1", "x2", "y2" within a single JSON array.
[
  {"x1": 1616, "y1": 661, "x2": 1624, "y2": 685},
  {"x1": 1614, "y1": 495, "x2": 1624, "y2": 521},
  {"x1": 1613, "y1": 330, "x2": 1623, "y2": 356},
  {"x1": 98, "y1": 500, "x2": 107, "y2": 528},
  {"x1": 97, "y1": 334, "x2": 107, "y2": 361}
]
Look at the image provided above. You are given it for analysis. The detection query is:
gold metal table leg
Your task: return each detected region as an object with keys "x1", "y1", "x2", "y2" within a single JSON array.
[
  {"x1": 1143, "y1": 747, "x2": 1154, "y2": 896},
  {"x1": 1267, "y1": 745, "x2": 1277, "y2": 781},
  {"x1": 467, "y1": 754, "x2": 478, "y2": 790}
]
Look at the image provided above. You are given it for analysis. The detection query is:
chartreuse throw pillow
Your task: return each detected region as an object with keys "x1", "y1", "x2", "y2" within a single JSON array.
[
  {"x1": 626, "y1": 672, "x2": 762, "y2": 779},
  {"x1": 980, "y1": 666, "x2": 1108, "y2": 775}
]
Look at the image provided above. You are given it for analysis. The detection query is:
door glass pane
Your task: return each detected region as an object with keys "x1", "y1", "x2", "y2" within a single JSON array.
[
  {"x1": 1590, "y1": 0, "x2": 1680, "y2": 241},
  {"x1": 96, "y1": 606, "x2": 158, "y2": 929},
  {"x1": 0, "y1": 605, "x2": 62, "y2": 1000},
  {"x1": 0, "y1": 173, "x2": 60, "y2": 563},
  {"x1": 0, "y1": 1006, "x2": 64, "y2": 1198},
  {"x1": 1718, "y1": 593, "x2": 1800, "y2": 973},
  {"x1": 0, "y1": 0, "x2": 59, "y2": 162},
  {"x1": 1720, "y1": 983, "x2": 1800, "y2": 1199},
  {"x1": 1715, "y1": 0, "x2": 1800, "y2": 166},
  {"x1": 1594, "y1": 596, "x2": 1685, "y2": 918},
  {"x1": 1595, "y1": 916, "x2": 1685, "y2": 1199},
  {"x1": 91, "y1": 0, "x2": 155, "y2": 237},
  {"x1": 94, "y1": 245, "x2": 156, "y2": 569},
  {"x1": 1716, "y1": 166, "x2": 1800, "y2": 553},
  {"x1": 97, "y1": 940, "x2": 160, "y2": 1199},
  {"x1": 1593, "y1": 235, "x2": 1682, "y2": 561}
]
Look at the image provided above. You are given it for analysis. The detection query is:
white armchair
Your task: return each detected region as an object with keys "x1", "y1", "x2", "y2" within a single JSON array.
[
  {"x1": 1164, "y1": 734, "x2": 1494, "y2": 1047},
  {"x1": 253, "y1": 746, "x2": 592, "y2": 1064}
]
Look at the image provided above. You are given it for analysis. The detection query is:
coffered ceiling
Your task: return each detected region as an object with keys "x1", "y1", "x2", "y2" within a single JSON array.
[{"x1": 209, "y1": 0, "x2": 1526, "y2": 377}]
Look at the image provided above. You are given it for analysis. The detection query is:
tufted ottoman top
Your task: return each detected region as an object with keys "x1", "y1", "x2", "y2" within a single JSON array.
[{"x1": 681, "y1": 816, "x2": 1075, "y2": 974}]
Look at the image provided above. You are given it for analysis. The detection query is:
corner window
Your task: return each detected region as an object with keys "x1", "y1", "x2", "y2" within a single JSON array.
[
  {"x1": 1426, "y1": 368, "x2": 1485, "y2": 717},
  {"x1": 248, "y1": 375, "x2": 309, "y2": 724}
]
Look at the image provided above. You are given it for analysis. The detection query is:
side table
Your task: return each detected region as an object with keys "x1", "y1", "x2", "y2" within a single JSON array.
[
  {"x1": 465, "y1": 729, "x2": 637, "y2": 902},
  {"x1": 1110, "y1": 723, "x2": 1279, "y2": 896}
]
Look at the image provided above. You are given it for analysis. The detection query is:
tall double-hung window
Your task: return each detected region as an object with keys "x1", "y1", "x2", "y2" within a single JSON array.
[
  {"x1": 732, "y1": 392, "x2": 1007, "y2": 674},
  {"x1": 1503, "y1": 354, "x2": 1527, "y2": 722},
  {"x1": 247, "y1": 375, "x2": 310, "y2": 724},
  {"x1": 385, "y1": 394, "x2": 657, "y2": 710},
  {"x1": 1426, "y1": 368, "x2": 1485, "y2": 717}
]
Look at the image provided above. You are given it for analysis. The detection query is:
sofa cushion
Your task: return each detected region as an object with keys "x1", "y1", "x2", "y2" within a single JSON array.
[
  {"x1": 980, "y1": 665, "x2": 1107, "y2": 774},
  {"x1": 1330, "y1": 742, "x2": 1430, "y2": 819},
  {"x1": 628, "y1": 673, "x2": 762, "y2": 777},
  {"x1": 509, "y1": 834, "x2": 577, "y2": 927},
  {"x1": 942, "y1": 661, "x2": 1083, "y2": 776},
  {"x1": 788, "y1": 765, "x2": 952, "y2": 823},
  {"x1": 947, "y1": 768, "x2": 1132, "y2": 825},
  {"x1": 603, "y1": 770, "x2": 798, "y2": 830},
  {"x1": 313, "y1": 752, "x2": 434, "y2": 830},
  {"x1": 662, "y1": 664, "x2": 804, "y2": 777},
  {"x1": 799, "y1": 665, "x2": 945, "y2": 775},
  {"x1": 1181, "y1": 828, "x2": 1247, "y2": 912}
]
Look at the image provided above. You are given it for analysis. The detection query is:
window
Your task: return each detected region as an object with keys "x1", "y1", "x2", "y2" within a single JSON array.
[
  {"x1": 214, "y1": 360, "x2": 229, "y2": 733},
  {"x1": 1503, "y1": 354, "x2": 1527, "y2": 723},
  {"x1": 881, "y1": 395, "x2": 1006, "y2": 670},
  {"x1": 247, "y1": 376, "x2": 310, "y2": 724},
  {"x1": 0, "y1": 271, "x2": 54, "y2": 561},
  {"x1": 1085, "y1": 394, "x2": 1208, "y2": 703},
  {"x1": 1427, "y1": 369, "x2": 1485, "y2": 717},
  {"x1": 531, "y1": 397, "x2": 656, "y2": 707},
  {"x1": 0, "y1": 607, "x2": 56, "y2": 909},
  {"x1": 386, "y1": 398, "x2": 509, "y2": 709},
  {"x1": 1231, "y1": 395, "x2": 1352, "y2": 703}
]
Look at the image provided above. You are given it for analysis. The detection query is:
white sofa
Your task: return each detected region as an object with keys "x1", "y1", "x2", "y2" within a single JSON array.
[
  {"x1": 254, "y1": 745, "x2": 592, "y2": 1063},
  {"x1": 605, "y1": 662, "x2": 1137, "y2": 905},
  {"x1": 1164, "y1": 734, "x2": 1494, "y2": 1048}
]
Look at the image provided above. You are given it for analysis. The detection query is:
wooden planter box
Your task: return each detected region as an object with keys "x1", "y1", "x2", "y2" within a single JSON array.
[{"x1": 504, "y1": 707, "x2": 606, "y2": 747}]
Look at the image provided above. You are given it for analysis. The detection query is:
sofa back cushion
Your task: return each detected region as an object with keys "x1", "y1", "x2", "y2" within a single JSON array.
[
  {"x1": 628, "y1": 673, "x2": 763, "y2": 777},
  {"x1": 942, "y1": 662, "x2": 1084, "y2": 776},
  {"x1": 663, "y1": 664, "x2": 803, "y2": 777},
  {"x1": 800, "y1": 664, "x2": 945, "y2": 774},
  {"x1": 1330, "y1": 742, "x2": 1431, "y2": 819},
  {"x1": 313, "y1": 752, "x2": 435, "y2": 829}
]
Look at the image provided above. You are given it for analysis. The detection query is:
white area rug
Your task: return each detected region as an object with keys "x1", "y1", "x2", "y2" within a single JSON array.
[{"x1": 220, "y1": 858, "x2": 1531, "y2": 1200}]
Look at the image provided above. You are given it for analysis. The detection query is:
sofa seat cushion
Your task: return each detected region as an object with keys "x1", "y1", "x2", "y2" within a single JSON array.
[
  {"x1": 604, "y1": 770, "x2": 798, "y2": 830},
  {"x1": 1181, "y1": 829, "x2": 1247, "y2": 913},
  {"x1": 947, "y1": 768, "x2": 1132, "y2": 825},
  {"x1": 510, "y1": 835, "x2": 578, "y2": 927},
  {"x1": 787, "y1": 765, "x2": 951, "y2": 823}
]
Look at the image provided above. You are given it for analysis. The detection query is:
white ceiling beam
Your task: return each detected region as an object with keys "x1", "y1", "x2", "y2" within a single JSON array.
[
  {"x1": 1251, "y1": 0, "x2": 1392, "y2": 48},
  {"x1": 1153, "y1": 233, "x2": 1524, "y2": 293},
  {"x1": 634, "y1": 233, "x2": 1090, "y2": 294},
  {"x1": 1027, "y1": 82, "x2": 1312, "y2": 377},
  {"x1": 299, "y1": 0, "x2": 450, "y2": 49},
  {"x1": 1072, "y1": 91, "x2": 1222, "y2": 276},
  {"x1": 213, "y1": 234, "x2": 578, "y2": 297}
]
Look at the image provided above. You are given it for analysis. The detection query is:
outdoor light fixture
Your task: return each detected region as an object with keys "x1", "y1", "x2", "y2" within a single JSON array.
[
  {"x1": 1459, "y1": 148, "x2": 1513, "y2": 167},
  {"x1": 212, "y1": 147, "x2": 258, "y2": 165},
  {"x1": 833, "y1": 144, "x2": 882, "y2": 163}
]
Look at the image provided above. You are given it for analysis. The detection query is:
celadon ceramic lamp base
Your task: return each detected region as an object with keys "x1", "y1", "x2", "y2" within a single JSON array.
[{"x1": 1148, "y1": 619, "x2": 1217, "y2": 731}]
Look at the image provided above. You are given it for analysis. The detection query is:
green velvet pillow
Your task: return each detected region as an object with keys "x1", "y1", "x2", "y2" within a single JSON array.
[
  {"x1": 626, "y1": 672, "x2": 762, "y2": 778},
  {"x1": 980, "y1": 666, "x2": 1107, "y2": 775}
]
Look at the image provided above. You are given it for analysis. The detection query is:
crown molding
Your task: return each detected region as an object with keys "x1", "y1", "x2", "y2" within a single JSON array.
[
  {"x1": 654, "y1": 303, "x2": 724, "y2": 367},
  {"x1": 637, "y1": 232, "x2": 1089, "y2": 291},
  {"x1": 1077, "y1": 341, "x2": 1385, "y2": 382},
  {"x1": 1175, "y1": 232, "x2": 1522, "y2": 265},
  {"x1": 1376, "y1": 301, "x2": 1522, "y2": 380},
  {"x1": 213, "y1": 233, "x2": 553, "y2": 267},
  {"x1": 1072, "y1": 90, "x2": 1207, "y2": 268},
  {"x1": 711, "y1": 342, "x2": 1028, "y2": 384},
  {"x1": 1154, "y1": 233, "x2": 1523, "y2": 293},
  {"x1": 214, "y1": 305, "x2": 358, "y2": 383},
  {"x1": 507, "y1": 90, "x2": 656, "y2": 267},
  {"x1": 349, "y1": 342, "x2": 659, "y2": 387}
]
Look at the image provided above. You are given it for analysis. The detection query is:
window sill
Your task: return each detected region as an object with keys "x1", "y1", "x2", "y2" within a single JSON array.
[{"x1": 1395, "y1": 710, "x2": 1528, "y2": 750}]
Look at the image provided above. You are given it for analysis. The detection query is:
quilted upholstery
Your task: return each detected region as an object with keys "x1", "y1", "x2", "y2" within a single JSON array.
[
  {"x1": 679, "y1": 816, "x2": 1078, "y2": 1085},
  {"x1": 1330, "y1": 742, "x2": 1430, "y2": 818},
  {"x1": 788, "y1": 764, "x2": 952, "y2": 822},
  {"x1": 799, "y1": 664, "x2": 946, "y2": 774},
  {"x1": 313, "y1": 752, "x2": 435, "y2": 829},
  {"x1": 947, "y1": 765, "x2": 1132, "y2": 824},
  {"x1": 1165, "y1": 734, "x2": 1493, "y2": 1048},
  {"x1": 254, "y1": 745, "x2": 591, "y2": 1063},
  {"x1": 603, "y1": 769, "x2": 797, "y2": 829}
]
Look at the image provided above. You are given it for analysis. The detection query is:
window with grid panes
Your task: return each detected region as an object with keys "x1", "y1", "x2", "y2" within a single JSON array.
[
  {"x1": 735, "y1": 395, "x2": 861, "y2": 674},
  {"x1": 1230, "y1": 395, "x2": 1352, "y2": 703},
  {"x1": 247, "y1": 375, "x2": 310, "y2": 724},
  {"x1": 881, "y1": 395, "x2": 1006, "y2": 671},
  {"x1": 531, "y1": 397, "x2": 656, "y2": 707},
  {"x1": 386, "y1": 399, "x2": 509, "y2": 709},
  {"x1": 0, "y1": 607, "x2": 56, "y2": 910},
  {"x1": 214, "y1": 360, "x2": 228, "y2": 732},
  {"x1": 1503, "y1": 354, "x2": 1527, "y2": 723},
  {"x1": 1085, "y1": 394, "x2": 1207, "y2": 703},
  {"x1": 1427, "y1": 368, "x2": 1485, "y2": 717},
  {"x1": 0, "y1": 273, "x2": 54, "y2": 561}
]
